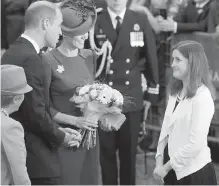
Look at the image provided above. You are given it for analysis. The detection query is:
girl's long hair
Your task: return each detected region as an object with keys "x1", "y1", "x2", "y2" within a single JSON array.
[{"x1": 169, "y1": 40, "x2": 216, "y2": 100}]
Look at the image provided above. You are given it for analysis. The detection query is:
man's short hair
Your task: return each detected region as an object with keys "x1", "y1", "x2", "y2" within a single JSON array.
[{"x1": 24, "y1": 1, "x2": 58, "y2": 29}]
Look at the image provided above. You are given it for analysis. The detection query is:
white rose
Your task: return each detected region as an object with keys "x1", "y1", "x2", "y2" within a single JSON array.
[
  {"x1": 91, "y1": 83, "x2": 99, "y2": 89},
  {"x1": 97, "y1": 87, "x2": 113, "y2": 104},
  {"x1": 79, "y1": 85, "x2": 90, "y2": 96},
  {"x1": 83, "y1": 94, "x2": 90, "y2": 102},
  {"x1": 90, "y1": 89, "x2": 98, "y2": 99}
]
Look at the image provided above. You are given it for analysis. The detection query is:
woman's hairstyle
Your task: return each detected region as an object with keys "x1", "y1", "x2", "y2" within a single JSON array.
[{"x1": 169, "y1": 40, "x2": 216, "y2": 99}]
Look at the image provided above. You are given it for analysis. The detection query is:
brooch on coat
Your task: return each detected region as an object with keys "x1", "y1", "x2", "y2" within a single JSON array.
[{"x1": 57, "y1": 65, "x2": 65, "y2": 73}]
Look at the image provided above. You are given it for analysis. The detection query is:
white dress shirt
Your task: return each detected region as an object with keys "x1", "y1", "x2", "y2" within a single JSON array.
[
  {"x1": 156, "y1": 85, "x2": 214, "y2": 180},
  {"x1": 107, "y1": 7, "x2": 126, "y2": 29},
  {"x1": 21, "y1": 34, "x2": 40, "y2": 54}
]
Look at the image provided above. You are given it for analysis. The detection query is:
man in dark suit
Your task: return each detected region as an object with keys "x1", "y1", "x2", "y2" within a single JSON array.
[
  {"x1": 1, "y1": 1, "x2": 81, "y2": 185},
  {"x1": 93, "y1": 0, "x2": 159, "y2": 184},
  {"x1": 159, "y1": 0, "x2": 213, "y2": 33}
]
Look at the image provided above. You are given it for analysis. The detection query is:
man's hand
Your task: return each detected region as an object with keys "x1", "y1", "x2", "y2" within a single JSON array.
[
  {"x1": 62, "y1": 128, "x2": 82, "y2": 141},
  {"x1": 60, "y1": 127, "x2": 82, "y2": 147},
  {"x1": 159, "y1": 19, "x2": 176, "y2": 32},
  {"x1": 143, "y1": 100, "x2": 151, "y2": 121},
  {"x1": 155, "y1": 15, "x2": 164, "y2": 22}
]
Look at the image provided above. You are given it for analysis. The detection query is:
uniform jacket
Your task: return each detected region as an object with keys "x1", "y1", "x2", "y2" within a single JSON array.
[
  {"x1": 1, "y1": 37, "x2": 65, "y2": 178},
  {"x1": 175, "y1": 0, "x2": 213, "y2": 32},
  {"x1": 1, "y1": 113, "x2": 31, "y2": 185},
  {"x1": 156, "y1": 85, "x2": 214, "y2": 180},
  {"x1": 94, "y1": 9, "x2": 159, "y2": 112}
]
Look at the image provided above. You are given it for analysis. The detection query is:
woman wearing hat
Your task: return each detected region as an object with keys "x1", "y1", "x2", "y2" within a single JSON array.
[
  {"x1": 42, "y1": 0, "x2": 100, "y2": 184},
  {"x1": 1, "y1": 65, "x2": 32, "y2": 185}
]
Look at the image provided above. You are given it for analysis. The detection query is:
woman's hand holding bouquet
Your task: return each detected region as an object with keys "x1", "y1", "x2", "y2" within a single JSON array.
[
  {"x1": 75, "y1": 117, "x2": 98, "y2": 131},
  {"x1": 70, "y1": 82, "x2": 126, "y2": 150}
]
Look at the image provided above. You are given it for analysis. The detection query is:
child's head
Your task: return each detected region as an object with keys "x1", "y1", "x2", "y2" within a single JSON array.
[{"x1": 1, "y1": 65, "x2": 32, "y2": 113}]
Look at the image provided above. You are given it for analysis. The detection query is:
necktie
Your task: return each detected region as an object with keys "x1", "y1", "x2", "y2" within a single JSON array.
[{"x1": 115, "y1": 16, "x2": 121, "y2": 35}]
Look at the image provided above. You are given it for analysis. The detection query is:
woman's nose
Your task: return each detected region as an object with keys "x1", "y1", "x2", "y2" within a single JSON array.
[{"x1": 171, "y1": 60, "x2": 176, "y2": 68}]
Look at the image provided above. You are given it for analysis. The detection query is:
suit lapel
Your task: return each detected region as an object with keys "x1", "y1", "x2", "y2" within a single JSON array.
[
  {"x1": 99, "y1": 10, "x2": 117, "y2": 46},
  {"x1": 113, "y1": 10, "x2": 132, "y2": 55}
]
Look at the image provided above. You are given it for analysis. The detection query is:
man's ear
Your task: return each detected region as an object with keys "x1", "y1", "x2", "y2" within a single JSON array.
[{"x1": 42, "y1": 18, "x2": 50, "y2": 30}]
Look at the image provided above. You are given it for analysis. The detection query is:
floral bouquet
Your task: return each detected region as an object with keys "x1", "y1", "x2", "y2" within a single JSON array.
[{"x1": 70, "y1": 82, "x2": 126, "y2": 150}]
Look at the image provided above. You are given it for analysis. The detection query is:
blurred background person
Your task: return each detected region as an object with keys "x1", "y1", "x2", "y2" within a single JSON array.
[
  {"x1": 1, "y1": 0, "x2": 29, "y2": 49},
  {"x1": 154, "y1": 41, "x2": 217, "y2": 185},
  {"x1": 1, "y1": 65, "x2": 32, "y2": 185},
  {"x1": 41, "y1": 0, "x2": 100, "y2": 184},
  {"x1": 159, "y1": 0, "x2": 214, "y2": 33}
]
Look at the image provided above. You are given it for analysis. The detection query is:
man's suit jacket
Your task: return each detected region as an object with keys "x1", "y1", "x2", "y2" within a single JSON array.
[
  {"x1": 1, "y1": 114, "x2": 31, "y2": 185},
  {"x1": 175, "y1": 0, "x2": 212, "y2": 32},
  {"x1": 1, "y1": 37, "x2": 65, "y2": 178},
  {"x1": 94, "y1": 9, "x2": 159, "y2": 112}
]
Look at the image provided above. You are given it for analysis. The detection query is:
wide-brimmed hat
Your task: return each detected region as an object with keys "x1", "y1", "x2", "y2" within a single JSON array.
[
  {"x1": 1, "y1": 65, "x2": 32, "y2": 96},
  {"x1": 60, "y1": 0, "x2": 97, "y2": 37}
]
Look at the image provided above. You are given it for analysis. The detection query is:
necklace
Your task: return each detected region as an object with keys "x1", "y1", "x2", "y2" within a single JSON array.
[{"x1": 1, "y1": 108, "x2": 9, "y2": 117}]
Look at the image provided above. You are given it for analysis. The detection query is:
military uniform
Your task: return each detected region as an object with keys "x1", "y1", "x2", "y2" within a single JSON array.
[{"x1": 94, "y1": 8, "x2": 159, "y2": 185}]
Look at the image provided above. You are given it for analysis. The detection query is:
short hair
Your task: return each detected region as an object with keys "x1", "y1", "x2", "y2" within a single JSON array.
[
  {"x1": 24, "y1": 1, "x2": 58, "y2": 29},
  {"x1": 169, "y1": 40, "x2": 215, "y2": 99},
  {"x1": 1, "y1": 95, "x2": 17, "y2": 108}
]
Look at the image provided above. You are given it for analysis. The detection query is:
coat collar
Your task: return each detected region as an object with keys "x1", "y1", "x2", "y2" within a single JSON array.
[
  {"x1": 98, "y1": 9, "x2": 133, "y2": 54},
  {"x1": 107, "y1": 7, "x2": 127, "y2": 25},
  {"x1": 16, "y1": 37, "x2": 38, "y2": 53},
  {"x1": 21, "y1": 34, "x2": 40, "y2": 54}
]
